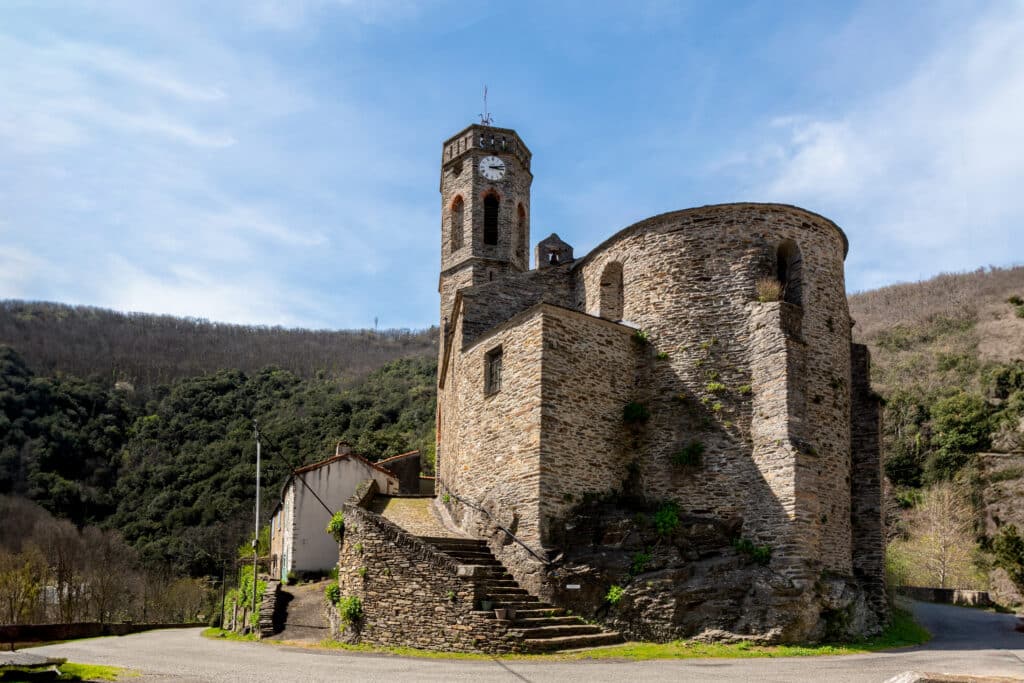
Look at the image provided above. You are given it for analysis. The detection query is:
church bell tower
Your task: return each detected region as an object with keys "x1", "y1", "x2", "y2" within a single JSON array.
[{"x1": 438, "y1": 124, "x2": 533, "y2": 325}]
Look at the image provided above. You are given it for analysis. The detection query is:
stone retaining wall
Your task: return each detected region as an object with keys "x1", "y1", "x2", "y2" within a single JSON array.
[
  {"x1": 900, "y1": 586, "x2": 992, "y2": 607},
  {"x1": 331, "y1": 489, "x2": 519, "y2": 654}
]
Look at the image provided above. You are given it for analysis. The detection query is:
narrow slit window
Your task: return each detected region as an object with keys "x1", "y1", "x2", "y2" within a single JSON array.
[
  {"x1": 483, "y1": 195, "x2": 499, "y2": 245},
  {"x1": 451, "y1": 196, "x2": 464, "y2": 251},
  {"x1": 485, "y1": 346, "x2": 503, "y2": 395}
]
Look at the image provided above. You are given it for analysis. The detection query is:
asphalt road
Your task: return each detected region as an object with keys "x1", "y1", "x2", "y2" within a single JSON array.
[{"x1": 27, "y1": 601, "x2": 1024, "y2": 683}]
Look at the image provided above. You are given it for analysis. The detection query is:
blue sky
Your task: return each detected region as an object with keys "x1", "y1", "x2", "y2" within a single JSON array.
[{"x1": 1, "y1": 1, "x2": 1021, "y2": 330}]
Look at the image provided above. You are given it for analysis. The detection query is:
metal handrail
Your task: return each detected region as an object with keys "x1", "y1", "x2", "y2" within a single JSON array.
[{"x1": 438, "y1": 482, "x2": 552, "y2": 567}]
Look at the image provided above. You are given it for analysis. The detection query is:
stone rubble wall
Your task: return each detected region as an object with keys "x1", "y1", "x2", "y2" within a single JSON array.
[
  {"x1": 850, "y1": 343, "x2": 889, "y2": 619},
  {"x1": 333, "y1": 497, "x2": 519, "y2": 653}
]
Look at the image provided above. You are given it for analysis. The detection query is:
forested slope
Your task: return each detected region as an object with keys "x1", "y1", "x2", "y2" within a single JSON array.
[
  {"x1": 0, "y1": 300, "x2": 437, "y2": 391},
  {"x1": 0, "y1": 345, "x2": 436, "y2": 577},
  {"x1": 849, "y1": 265, "x2": 1024, "y2": 605}
]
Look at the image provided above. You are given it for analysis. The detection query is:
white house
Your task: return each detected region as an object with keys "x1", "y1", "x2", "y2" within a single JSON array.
[{"x1": 269, "y1": 443, "x2": 406, "y2": 579}]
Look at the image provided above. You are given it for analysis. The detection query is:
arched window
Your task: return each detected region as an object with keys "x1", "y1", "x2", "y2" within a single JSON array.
[
  {"x1": 776, "y1": 240, "x2": 803, "y2": 307},
  {"x1": 483, "y1": 194, "x2": 499, "y2": 245},
  {"x1": 516, "y1": 204, "x2": 527, "y2": 264},
  {"x1": 450, "y1": 196, "x2": 464, "y2": 252},
  {"x1": 599, "y1": 262, "x2": 624, "y2": 321}
]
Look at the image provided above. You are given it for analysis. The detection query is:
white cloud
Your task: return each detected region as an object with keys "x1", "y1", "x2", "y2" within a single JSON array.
[
  {"x1": 0, "y1": 248, "x2": 57, "y2": 299},
  {"x1": 720, "y1": 4, "x2": 1024, "y2": 288},
  {"x1": 98, "y1": 257, "x2": 312, "y2": 327}
]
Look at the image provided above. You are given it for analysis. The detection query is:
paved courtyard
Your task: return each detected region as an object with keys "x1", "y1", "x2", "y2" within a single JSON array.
[{"x1": 26, "y1": 602, "x2": 1024, "y2": 682}]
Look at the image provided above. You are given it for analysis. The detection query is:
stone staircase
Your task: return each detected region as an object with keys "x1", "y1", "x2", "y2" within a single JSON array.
[{"x1": 420, "y1": 536, "x2": 623, "y2": 652}]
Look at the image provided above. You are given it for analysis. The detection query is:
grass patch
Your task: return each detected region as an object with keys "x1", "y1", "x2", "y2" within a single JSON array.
[
  {"x1": 201, "y1": 627, "x2": 258, "y2": 642},
  {"x1": 273, "y1": 609, "x2": 929, "y2": 661}
]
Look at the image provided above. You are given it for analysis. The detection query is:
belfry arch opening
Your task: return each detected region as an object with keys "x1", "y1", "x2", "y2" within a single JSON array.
[
  {"x1": 599, "y1": 261, "x2": 624, "y2": 321},
  {"x1": 450, "y1": 196, "x2": 464, "y2": 252},
  {"x1": 483, "y1": 194, "x2": 499, "y2": 245},
  {"x1": 776, "y1": 239, "x2": 803, "y2": 306}
]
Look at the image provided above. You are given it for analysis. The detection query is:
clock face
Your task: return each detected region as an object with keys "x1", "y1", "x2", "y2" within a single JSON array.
[{"x1": 478, "y1": 155, "x2": 506, "y2": 181}]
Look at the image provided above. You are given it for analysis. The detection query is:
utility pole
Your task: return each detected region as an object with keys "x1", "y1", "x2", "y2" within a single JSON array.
[
  {"x1": 251, "y1": 420, "x2": 261, "y2": 632},
  {"x1": 219, "y1": 560, "x2": 226, "y2": 629}
]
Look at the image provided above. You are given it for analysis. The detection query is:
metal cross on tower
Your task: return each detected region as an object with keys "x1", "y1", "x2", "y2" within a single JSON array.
[{"x1": 479, "y1": 85, "x2": 494, "y2": 126}]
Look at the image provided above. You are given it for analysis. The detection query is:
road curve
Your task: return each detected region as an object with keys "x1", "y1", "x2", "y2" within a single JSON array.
[{"x1": 27, "y1": 602, "x2": 1024, "y2": 683}]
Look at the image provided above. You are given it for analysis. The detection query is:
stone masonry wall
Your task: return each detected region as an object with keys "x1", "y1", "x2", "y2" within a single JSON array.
[
  {"x1": 850, "y1": 343, "x2": 888, "y2": 618},
  {"x1": 438, "y1": 308, "x2": 548, "y2": 593},
  {"x1": 536, "y1": 306, "x2": 636, "y2": 539},
  {"x1": 334, "y1": 501, "x2": 519, "y2": 653},
  {"x1": 570, "y1": 204, "x2": 853, "y2": 575}
]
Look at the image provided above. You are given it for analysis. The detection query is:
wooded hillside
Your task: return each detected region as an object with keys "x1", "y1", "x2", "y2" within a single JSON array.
[
  {"x1": 849, "y1": 265, "x2": 1024, "y2": 605},
  {"x1": 0, "y1": 300, "x2": 437, "y2": 391}
]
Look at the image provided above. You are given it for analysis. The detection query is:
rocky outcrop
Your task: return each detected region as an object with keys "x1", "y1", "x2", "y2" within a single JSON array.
[{"x1": 545, "y1": 501, "x2": 883, "y2": 643}]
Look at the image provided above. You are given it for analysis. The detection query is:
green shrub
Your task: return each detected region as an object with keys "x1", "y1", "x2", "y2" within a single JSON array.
[
  {"x1": 1008, "y1": 295, "x2": 1024, "y2": 306},
  {"x1": 605, "y1": 584, "x2": 625, "y2": 605},
  {"x1": 324, "y1": 583, "x2": 341, "y2": 607},
  {"x1": 656, "y1": 351, "x2": 670, "y2": 360},
  {"x1": 328, "y1": 566, "x2": 339, "y2": 581},
  {"x1": 633, "y1": 329, "x2": 650, "y2": 345},
  {"x1": 733, "y1": 537, "x2": 772, "y2": 565},
  {"x1": 705, "y1": 381, "x2": 727, "y2": 394},
  {"x1": 326, "y1": 511, "x2": 345, "y2": 541},
  {"x1": 653, "y1": 502, "x2": 680, "y2": 536},
  {"x1": 737, "y1": 384, "x2": 752, "y2": 395},
  {"x1": 992, "y1": 525, "x2": 1024, "y2": 593},
  {"x1": 441, "y1": 493, "x2": 451, "y2": 504},
  {"x1": 671, "y1": 441, "x2": 704, "y2": 467},
  {"x1": 338, "y1": 595, "x2": 363, "y2": 623},
  {"x1": 623, "y1": 401, "x2": 650, "y2": 423},
  {"x1": 630, "y1": 549, "x2": 652, "y2": 575},
  {"x1": 921, "y1": 390, "x2": 992, "y2": 482}
]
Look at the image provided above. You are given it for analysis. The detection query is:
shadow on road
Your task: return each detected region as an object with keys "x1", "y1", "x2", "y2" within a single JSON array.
[{"x1": 911, "y1": 600, "x2": 1024, "y2": 652}]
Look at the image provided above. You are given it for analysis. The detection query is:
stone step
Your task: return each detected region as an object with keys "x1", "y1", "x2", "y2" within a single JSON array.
[
  {"x1": 512, "y1": 616, "x2": 583, "y2": 627},
  {"x1": 419, "y1": 536, "x2": 488, "y2": 549},
  {"x1": 516, "y1": 624, "x2": 605, "y2": 638},
  {"x1": 478, "y1": 579, "x2": 519, "y2": 588},
  {"x1": 520, "y1": 632, "x2": 625, "y2": 653},
  {"x1": 443, "y1": 551, "x2": 498, "y2": 561},
  {"x1": 510, "y1": 607, "x2": 566, "y2": 619},
  {"x1": 491, "y1": 599, "x2": 546, "y2": 610},
  {"x1": 487, "y1": 591, "x2": 535, "y2": 601}
]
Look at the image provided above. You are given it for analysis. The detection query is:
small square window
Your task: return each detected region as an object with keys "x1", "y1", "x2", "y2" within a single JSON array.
[{"x1": 485, "y1": 346, "x2": 503, "y2": 395}]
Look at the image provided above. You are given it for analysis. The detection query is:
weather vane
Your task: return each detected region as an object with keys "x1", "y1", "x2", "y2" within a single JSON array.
[{"x1": 479, "y1": 85, "x2": 494, "y2": 126}]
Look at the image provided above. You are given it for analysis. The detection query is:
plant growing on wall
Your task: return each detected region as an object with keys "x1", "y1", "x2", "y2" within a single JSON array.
[
  {"x1": 326, "y1": 511, "x2": 345, "y2": 541},
  {"x1": 671, "y1": 441, "x2": 704, "y2": 467},
  {"x1": 623, "y1": 401, "x2": 650, "y2": 424},
  {"x1": 605, "y1": 584, "x2": 625, "y2": 605},
  {"x1": 756, "y1": 278, "x2": 783, "y2": 303},
  {"x1": 653, "y1": 502, "x2": 679, "y2": 537},
  {"x1": 705, "y1": 381, "x2": 726, "y2": 394},
  {"x1": 338, "y1": 595, "x2": 363, "y2": 624},
  {"x1": 733, "y1": 537, "x2": 772, "y2": 566},
  {"x1": 324, "y1": 583, "x2": 341, "y2": 607},
  {"x1": 630, "y1": 549, "x2": 652, "y2": 575},
  {"x1": 632, "y1": 329, "x2": 650, "y2": 345}
]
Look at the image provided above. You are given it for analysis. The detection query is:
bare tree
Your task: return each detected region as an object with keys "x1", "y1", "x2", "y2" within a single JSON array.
[
  {"x1": 0, "y1": 544, "x2": 46, "y2": 624},
  {"x1": 888, "y1": 482, "x2": 983, "y2": 589}
]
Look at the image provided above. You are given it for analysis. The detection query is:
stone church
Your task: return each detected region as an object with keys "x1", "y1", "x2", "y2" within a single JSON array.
[{"x1": 433, "y1": 122, "x2": 887, "y2": 642}]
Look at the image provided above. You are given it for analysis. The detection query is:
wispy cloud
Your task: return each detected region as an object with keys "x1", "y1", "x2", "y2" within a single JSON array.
[{"x1": 719, "y1": 3, "x2": 1024, "y2": 290}]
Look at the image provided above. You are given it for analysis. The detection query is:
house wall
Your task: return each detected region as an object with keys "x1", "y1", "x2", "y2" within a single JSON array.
[{"x1": 286, "y1": 459, "x2": 398, "y2": 574}]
